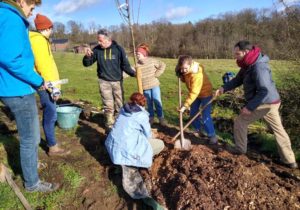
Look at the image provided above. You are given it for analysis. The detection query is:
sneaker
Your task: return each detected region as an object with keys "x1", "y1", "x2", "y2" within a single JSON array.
[
  {"x1": 48, "y1": 145, "x2": 70, "y2": 156},
  {"x1": 159, "y1": 118, "x2": 167, "y2": 126},
  {"x1": 26, "y1": 181, "x2": 59, "y2": 192},
  {"x1": 208, "y1": 136, "x2": 218, "y2": 145},
  {"x1": 226, "y1": 145, "x2": 244, "y2": 155},
  {"x1": 283, "y1": 162, "x2": 298, "y2": 169}
]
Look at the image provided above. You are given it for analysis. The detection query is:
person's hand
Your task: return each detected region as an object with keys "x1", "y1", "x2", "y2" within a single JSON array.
[
  {"x1": 241, "y1": 107, "x2": 251, "y2": 115},
  {"x1": 178, "y1": 106, "x2": 187, "y2": 113},
  {"x1": 85, "y1": 48, "x2": 93, "y2": 57},
  {"x1": 214, "y1": 87, "x2": 224, "y2": 97},
  {"x1": 38, "y1": 81, "x2": 48, "y2": 91}
]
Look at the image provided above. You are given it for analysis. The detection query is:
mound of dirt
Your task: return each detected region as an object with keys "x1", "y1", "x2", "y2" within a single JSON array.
[{"x1": 146, "y1": 143, "x2": 300, "y2": 210}]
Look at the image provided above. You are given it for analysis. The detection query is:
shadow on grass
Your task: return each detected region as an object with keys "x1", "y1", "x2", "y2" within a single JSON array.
[{"x1": 75, "y1": 113, "x2": 150, "y2": 210}]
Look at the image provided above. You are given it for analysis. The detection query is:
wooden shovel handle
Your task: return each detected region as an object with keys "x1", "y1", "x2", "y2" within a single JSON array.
[{"x1": 172, "y1": 96, "x2": 215, "y2": 142}]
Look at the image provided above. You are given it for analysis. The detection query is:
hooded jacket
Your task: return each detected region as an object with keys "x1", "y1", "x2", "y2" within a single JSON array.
[
  {"x1": 223, "y1": 54, "x2": 280, "y2": 111},
  {"x1": 0, "y1": 1, "x2": 43, "y2": 97},
  {"x1": 105, "y1": 103, "x2": 153, "y2": 168},
  {"x1": 182, "y1": 61, "x2": 213, "y2": 108},
  {"x1": 29, "y1": 31, "x2": 60, "y2": 87},
  {"x1": 82, "y1": 41, "x2": 136, "y2": 81}
]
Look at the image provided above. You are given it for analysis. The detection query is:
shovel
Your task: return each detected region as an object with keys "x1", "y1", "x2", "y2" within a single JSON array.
[
  {"x1": 174, "y1": 77, "x2": 192, "y2": 150},
  {"x1": 172, "y1": 96, "x2": 215, "y2": 142}
]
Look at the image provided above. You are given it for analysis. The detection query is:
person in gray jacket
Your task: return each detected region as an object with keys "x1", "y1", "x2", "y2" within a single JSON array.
[{"x1": 215, "y1": 40, "x2": 298, "y2": 169}]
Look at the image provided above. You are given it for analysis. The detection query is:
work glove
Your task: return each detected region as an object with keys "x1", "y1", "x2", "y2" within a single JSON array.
[
  {"x1": 51, "y1": 87, "x2": 61, "y2": 100},
  {"x1": 179, "y1": 106, "x2": 187, "y2": 113}
]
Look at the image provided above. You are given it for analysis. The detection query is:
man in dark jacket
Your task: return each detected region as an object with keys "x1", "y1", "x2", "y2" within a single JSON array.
[
  {"x1": 83, "y1": 29, "x2": 136, "y2": 132},
  {"x1": 215, "y1": 40, "x2": 298, "y2": 169}
]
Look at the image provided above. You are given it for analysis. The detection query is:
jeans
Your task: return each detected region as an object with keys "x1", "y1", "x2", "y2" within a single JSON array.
[
  {"x1": 143, "y1": 86, "x2": 164, "y2": 118},
  {"x1": 1, "y1": 94, "x2": 40, "y2": 189},
  {"x1": 38, "y1": 90, "x2": 57, "y2": 147},
  {"x1": 190, "y1": 96, "x2": 216, "y2": 137}
]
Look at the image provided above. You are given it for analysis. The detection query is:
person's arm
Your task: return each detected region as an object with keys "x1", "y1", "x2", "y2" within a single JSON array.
[
  {"x1": 154, "y1": 60, "x2": 166, "y2": 77},
  {"x1": 140, "y1": 113, "x2": 152, "y2": 139},
  {"x1": 0, "y1": 19, "x2": 43, "y2": 88},
  {"x1": 82, "y1": 48, "x2": 97, "y2": 67},
  {"x1": 245, "y1": 66, "x2": 269, "y2": 111},
  {"x1": 119, "y1": 46, "x2": 136, "y2": 77},
  {"x1": 183, "y1": 72, "x2": 203, "y2": 108}
]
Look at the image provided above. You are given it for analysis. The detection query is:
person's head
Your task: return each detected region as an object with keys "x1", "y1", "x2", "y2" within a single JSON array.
[
  {"x1": 234, "y1": 40, "x2": 253, "y2": 61},
  {"x1": 34, "y1": 14, "x2": 53, "y2": 38},
  {"x1": 15, "y1": 0, "x2": 41, "y2": 18},
  {"x1": 175, "y1": 55, "x2": 193, "y2": 75},
  {"x1": 129, "y1": 92, "x2": 146, "y2": 107},
  {"x1": 136, "y1": 43, "x2": 150, "y2": 61},
  {"x1": 97, "y1": 29, "x2": 112, "y2": 49}
]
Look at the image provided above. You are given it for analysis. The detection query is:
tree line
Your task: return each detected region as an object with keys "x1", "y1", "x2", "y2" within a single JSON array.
[{"x1": 52, "y1": 6, "x2": 300, "y2": 60}]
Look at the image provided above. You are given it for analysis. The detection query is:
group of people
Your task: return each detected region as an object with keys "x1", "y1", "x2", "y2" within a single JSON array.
[
  {"x1": 0, "y1": 0, "x2": 65, "y2": 192},
  {"x1": 0, "y1": 0, "x2": 298, "y2": 196}
]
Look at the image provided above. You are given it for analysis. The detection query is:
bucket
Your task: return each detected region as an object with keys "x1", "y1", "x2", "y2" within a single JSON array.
[{"x1": 56, "y1": 106, "x2": 82, "y2": 129}]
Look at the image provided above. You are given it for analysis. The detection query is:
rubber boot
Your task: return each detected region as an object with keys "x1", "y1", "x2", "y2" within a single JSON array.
[{"x1": 105, "y1": 113, "x2": 115, "y2": 134}]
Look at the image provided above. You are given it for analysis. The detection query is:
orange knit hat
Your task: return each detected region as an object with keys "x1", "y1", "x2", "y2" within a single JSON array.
[{"x1": 34, "y1": 14, "x2": 53, "y2": 30}]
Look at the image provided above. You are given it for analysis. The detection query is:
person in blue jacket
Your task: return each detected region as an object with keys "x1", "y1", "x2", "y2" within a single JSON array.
[
  {"x1": 105, "y1": 92, "x2": 165, "y2": 168},
  {"x1": 0, "y1": 0, "x2": 58, "y2": 192}
]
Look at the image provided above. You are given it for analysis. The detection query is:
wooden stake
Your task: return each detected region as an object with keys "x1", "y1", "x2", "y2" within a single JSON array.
[{"x1": 0, "y1": 163, "x2": 33, "y2": 210}]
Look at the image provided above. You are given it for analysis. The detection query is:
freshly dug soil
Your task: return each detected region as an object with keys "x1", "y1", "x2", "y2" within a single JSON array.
[{"x1": 146, "y1": 142, "x2": 300, "y2": 210}]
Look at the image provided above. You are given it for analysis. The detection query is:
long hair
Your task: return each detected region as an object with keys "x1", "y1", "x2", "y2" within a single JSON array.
[{"x1": 175, "y1": 55, "x2": 193, "y2": 77}]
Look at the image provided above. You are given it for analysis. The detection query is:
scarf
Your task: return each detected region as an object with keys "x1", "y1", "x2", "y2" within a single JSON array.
[{"x1": 237, "y1": 46, "x2": 261, "y2": 69}]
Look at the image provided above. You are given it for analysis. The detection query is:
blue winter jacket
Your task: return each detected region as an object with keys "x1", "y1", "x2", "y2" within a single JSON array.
[
  {"x1": 105, "y1": 103, "x2": 153, "y2": 168},
  {"x1": 0, "y1": 2, "x2": 43, "y2": 97},
  {"x1": 223, "y1": 54, "x2": 280, "y2": 111}
]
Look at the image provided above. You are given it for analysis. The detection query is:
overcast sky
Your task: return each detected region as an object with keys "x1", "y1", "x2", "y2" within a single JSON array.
[{"x1": 29, "y1": 0, "x2": 300, "y2": 28}]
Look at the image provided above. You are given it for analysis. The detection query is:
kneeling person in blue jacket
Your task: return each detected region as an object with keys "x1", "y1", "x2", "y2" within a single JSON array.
[{"x1": 105, "y1": 92, "x2": 165, "y2": 168}]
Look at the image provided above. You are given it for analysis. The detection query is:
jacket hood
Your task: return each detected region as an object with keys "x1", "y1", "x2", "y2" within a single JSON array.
[
  {"x1": 1, "y1": 0, "x2": 27, "y2": 23},
  {"x1": 123, "y1": 103, "x2": 143, "y2": 115},
  {"x1": 256, "y1": 54, "x2": 269, "y2": 64}
]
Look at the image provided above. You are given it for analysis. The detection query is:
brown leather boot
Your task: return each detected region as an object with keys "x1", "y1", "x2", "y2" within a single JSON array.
[{"x1": 48, "y1": 144, "x2": 70, "y2": 156}]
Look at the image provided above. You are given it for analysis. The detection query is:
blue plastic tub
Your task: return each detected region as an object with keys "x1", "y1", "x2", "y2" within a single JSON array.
[{"x1": 56, "y1": 106, "x2": 82, "y2": 129}]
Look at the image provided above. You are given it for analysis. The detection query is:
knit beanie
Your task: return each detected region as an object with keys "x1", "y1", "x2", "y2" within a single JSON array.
[
  {"x1": 34, "y1": 14, "x2": 53, "y2": 30},
  {"x1": 137, "y1": 47, "x2": 148, "y2": 57}
]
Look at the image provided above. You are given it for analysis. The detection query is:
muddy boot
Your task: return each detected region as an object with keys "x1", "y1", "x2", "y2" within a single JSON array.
[
  {"x1": 48, "y1": 144, "x2": 70, "y2": 156},
  {"x1": 159, "y1": 117, "x2": 167, "y2": 126},
  {"x1": 149, "y1": 117, "x2": 154, "y2": 125},
  {"x1": 208, "y1": 136, "x2": 218, "y2": 145},
  {"x1": 105, "y1": 113, "x2": 115, "y2": 134}
]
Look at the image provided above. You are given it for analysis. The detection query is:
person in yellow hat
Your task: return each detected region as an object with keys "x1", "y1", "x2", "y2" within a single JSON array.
[{"x1": 29, "y1": 13, "x2": 69, "y2": 156}]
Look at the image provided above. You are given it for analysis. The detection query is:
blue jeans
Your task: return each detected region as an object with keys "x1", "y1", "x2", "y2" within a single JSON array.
[
  {"x1": 38, "y1": 90, "x2": 57, "y2": 147},
  {"x1": 1, "y1": 94, "x2": 40, "y2": 189},
  {"x1": 143, "y1": 86, "x2": 164, "y2": 118},
  {"x1": 190, "y1": 96, "x2": 216, "y2": 137}
]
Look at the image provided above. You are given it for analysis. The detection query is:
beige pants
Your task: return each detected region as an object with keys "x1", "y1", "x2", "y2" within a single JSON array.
[
  {"x1": 234, "y1": 103, "x2": 296, "y2": 164},
  {"x1": 99, "y1": 79, "x2": 124, "y2": 128}
]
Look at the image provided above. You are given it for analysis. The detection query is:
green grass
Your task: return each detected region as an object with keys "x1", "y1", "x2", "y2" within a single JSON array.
[
  {"x1": 55, "y1": 52, "x2": 299, "y2": 123},
  {"x1": 58, "y1": 164, "x2": 85, "y2": 189}
]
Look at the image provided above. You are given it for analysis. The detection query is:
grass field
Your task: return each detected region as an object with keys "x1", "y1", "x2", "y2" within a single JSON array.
[{"x1": 55, "y1": 52, "x2": 300, "y2": 124}]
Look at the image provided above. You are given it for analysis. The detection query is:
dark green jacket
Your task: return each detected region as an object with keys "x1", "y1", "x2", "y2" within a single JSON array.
[{"x1": 83, "y1": 41, "x2": 135, "y2": 81}]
